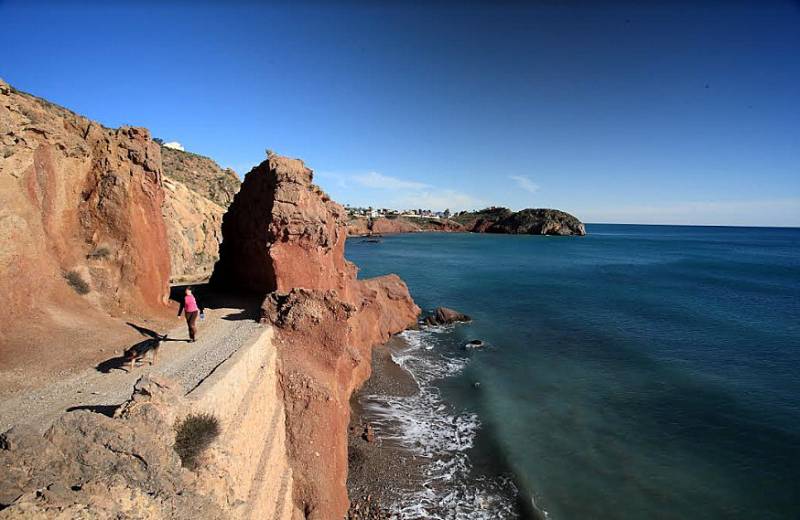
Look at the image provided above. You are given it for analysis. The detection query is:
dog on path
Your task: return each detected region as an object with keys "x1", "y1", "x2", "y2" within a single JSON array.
[{"x1": 123, "y1": 334, "x2": 168, "y2": 371}]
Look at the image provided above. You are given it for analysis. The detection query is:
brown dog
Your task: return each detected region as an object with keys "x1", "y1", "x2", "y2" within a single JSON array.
[{"x1": 123, "y1": 334, "x2": 167, "y2": 371}]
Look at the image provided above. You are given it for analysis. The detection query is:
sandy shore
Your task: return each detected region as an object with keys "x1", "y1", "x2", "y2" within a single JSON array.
[{"x1": 347, "y1": 336, "x2": 426, "y2": 519}]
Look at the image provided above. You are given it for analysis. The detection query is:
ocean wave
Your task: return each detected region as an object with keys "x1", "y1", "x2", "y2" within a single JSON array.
[{"x1": 361, "y1": 328, "x2": 518, "y2": 519}]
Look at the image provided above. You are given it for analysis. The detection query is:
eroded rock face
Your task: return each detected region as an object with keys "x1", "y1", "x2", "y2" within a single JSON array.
[
  {"x1": 369, "y1": 217, "x2": 422, "y2": 234},
  {"x1": 160, "y1": 148, "x2": 240, "y2": 283},
  {"x1": 0, "y1": 376, "x2": 224, "y2": 519},
  {"x1": 161, "y1": 146, "x2": 240, "y2": 208},
  {"x1": 211, "y1": 154, "x2": 352, "y2": 295},
  {"x1": 162, "y1": 176, "x2": 226, "y2": 283},
  {"x1": 0, "y1": 78, "x2": 171, "y2": 347},
  {"x1": 214, "y1": 153, "x2": 420, "y2": 519},
  {"x1": 346, "y1": 215, "x2": 466, "y2": 236}
]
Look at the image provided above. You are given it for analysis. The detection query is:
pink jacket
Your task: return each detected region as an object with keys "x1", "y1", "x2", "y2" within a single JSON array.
[{"x1": 184, "y1": 294, "x2": 199, "y2": 313}]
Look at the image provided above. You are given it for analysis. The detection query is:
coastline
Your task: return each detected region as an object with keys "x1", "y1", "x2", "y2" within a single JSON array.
[
  {"x1": 347, "y1": 336, "x2": 426, "y2": 518},
  {"x1": 346, "y1": 329, "x2": 523, "y2": 519}
]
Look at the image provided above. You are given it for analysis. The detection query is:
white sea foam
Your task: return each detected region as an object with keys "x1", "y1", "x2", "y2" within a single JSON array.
[{"x1": 361, "y1": 328, "x2": 518, "y2": 519}]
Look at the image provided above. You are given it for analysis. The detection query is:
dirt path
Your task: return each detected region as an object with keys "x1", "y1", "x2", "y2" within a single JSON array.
[{"x1": 0, "y1": 296, "x2": 264, "y2": 434}]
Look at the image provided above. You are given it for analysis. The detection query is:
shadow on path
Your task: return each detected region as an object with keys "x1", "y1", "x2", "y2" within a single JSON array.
[
  {"x1": 66, "y1": 404, "x2": 119, "y2": 417},
  {"x1": 95, "y1": 327, "x2": 180, "y2": 374},
  {"x1": 126, "y1": 322, "x2": 162, "y2": 338},
  {"x1": 93, "y1": 284, "x2": 263, "y2": 375}
]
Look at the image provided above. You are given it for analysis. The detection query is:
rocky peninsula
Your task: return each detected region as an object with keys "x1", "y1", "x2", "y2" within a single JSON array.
[{"x1": 347, "y1": 206, "x2": 586, "y2": 237}]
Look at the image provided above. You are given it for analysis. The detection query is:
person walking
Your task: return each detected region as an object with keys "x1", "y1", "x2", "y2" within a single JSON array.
[{"x1": 178, "y1": 286, "x2": 202, "y2": 342}]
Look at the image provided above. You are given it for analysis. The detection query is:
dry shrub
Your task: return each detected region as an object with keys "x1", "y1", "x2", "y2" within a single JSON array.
[
  {"x1": 174, "y1": 413, "x2": 220, "y2": 469},
  {"x1": 65, "y1": 270, "x2": 90, "y2": 294}
]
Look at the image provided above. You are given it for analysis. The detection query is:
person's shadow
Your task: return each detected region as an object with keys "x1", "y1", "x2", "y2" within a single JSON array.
[{"x1": 126, "y1": 322, "x2": 161, "y2": 339}]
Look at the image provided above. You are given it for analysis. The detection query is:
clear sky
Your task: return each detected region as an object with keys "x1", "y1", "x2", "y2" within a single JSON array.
[{"x1": 1, "y1": 1, "x2": 798, "y2": 226}]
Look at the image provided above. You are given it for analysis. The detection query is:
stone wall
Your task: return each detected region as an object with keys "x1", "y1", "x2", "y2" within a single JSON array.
[{"x1": 187, "y1": 326, "x2": 298, "y2": 519}]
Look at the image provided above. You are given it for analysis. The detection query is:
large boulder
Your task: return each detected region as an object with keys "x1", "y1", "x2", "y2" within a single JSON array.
[
  {"x1": 210, "y1": 154, "x2": 352, "y2": 295},
  {"x1": 213, "y1": 152, "x2": 420, "y2": 519},
  {"x1": 424, "y1": 307, "x2": 472, "y2": 326}
]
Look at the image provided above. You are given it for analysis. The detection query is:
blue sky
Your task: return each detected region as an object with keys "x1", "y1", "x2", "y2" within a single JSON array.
[{"x1": 1, "y1": 1, "x2": 798, "y2": 226}]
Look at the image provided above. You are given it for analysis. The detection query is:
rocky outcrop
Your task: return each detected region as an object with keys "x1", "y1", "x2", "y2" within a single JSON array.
[
  {"x1": 369, "y1": 216, "x2": 421, "y2": 234},
  {"x1": 346, "y1": 215, "x2": 465, "y2": 236},
  {"x1": 487, "y1": 208, "x2": 586, "y2": 236},
  {"x1": 211, "y1": 155, "x2": 352, "y2": 295},
  {"x1": 161, "y1": 146, "x2": 240, "y2": 208},
  {"x1": 454, "y1": 206, "x2": 586, "y2": 236},
  {"x1": 159, "y1": 147, "x2": 241, "y2": 283},
  {"x1": 347, "y1": 207, "x2": 584, "y2": 237},
  {"x1": 424, "y1": 306, "x2": 472, "y2": 326},
  {"x1": 346, "y1": 216, "x2": 372, "y2": 236},
  {"x1": 0, "y1": 78, "x2": 171, "y2": 350},
  {"x1": 453, "y1": 206, "x2": 514, "y2": 232},
  {"x1": 0, "y1": 376, "x2": 224, "y2": 518},
  {"x1": 213, "y1": 153, "x2": 420, "y2": 519}
]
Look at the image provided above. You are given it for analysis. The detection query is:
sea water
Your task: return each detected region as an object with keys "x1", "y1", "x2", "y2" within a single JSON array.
[{"x1": 345, "y1": 225, "x2": 800, "y2": 520}]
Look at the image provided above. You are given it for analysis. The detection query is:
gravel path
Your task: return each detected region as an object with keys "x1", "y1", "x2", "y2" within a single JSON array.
[{"x1": 0, "y1": 302, "x2": 264, "y2": 434}]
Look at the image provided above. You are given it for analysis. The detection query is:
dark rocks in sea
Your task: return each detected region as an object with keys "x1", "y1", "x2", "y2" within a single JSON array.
[
  {"x1": 454, "y1": 206, "x2": 586, "y2": 236},
  {"x1": 465, "y1": 339, "x2": 485, "y2": 349},
  {"x1": 489, "y1": 208, "x2": 586, "y2": 236},
  {"x1": 424, "y1": 307, "x2": 471, "y2": 326}
]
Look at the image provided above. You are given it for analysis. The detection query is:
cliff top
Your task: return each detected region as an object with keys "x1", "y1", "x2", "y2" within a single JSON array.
[{"x1": 161, "y1": 146, "x2": 241, "y2": 208}]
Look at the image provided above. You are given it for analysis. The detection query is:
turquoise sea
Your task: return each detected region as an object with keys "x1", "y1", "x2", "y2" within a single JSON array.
[{"x1": 346, "y1": 225, "x2": 800, "y2": 520}]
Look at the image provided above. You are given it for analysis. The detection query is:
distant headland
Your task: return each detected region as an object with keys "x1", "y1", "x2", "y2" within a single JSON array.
[{"x1": 346, "y1": 205, "x2": 586, "y2": 236}]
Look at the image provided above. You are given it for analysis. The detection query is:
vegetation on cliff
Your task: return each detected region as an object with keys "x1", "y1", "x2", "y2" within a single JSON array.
[
  {"x1": 161, "y1": 146, "x2": 240, "y2": 208},
  {"x1": 454, "y1": 207, "x2": 586, "y2": 236}
]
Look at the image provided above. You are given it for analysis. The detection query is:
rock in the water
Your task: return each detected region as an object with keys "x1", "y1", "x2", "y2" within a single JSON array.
[
  {"x1": 487, "y1": 208, "x2": 586, "y2": 236},
  {"x1": 424, "y1": 307, "x2": 471, "y2": 326},
  {"x1": 464, "y1": 339, "x2": 484, "y2": 349},
  {"x1": 452, "y1": 206, "x2": 586, "y2": 236}
]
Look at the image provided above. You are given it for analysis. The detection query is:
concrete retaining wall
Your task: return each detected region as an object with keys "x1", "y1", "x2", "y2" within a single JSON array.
[{"x1": 187, "y1": 326, "x2": 297, "y2": 520}]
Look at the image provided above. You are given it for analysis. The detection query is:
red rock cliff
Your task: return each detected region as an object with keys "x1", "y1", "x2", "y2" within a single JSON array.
[
  {"x1": 0, "y1": 79, "x2": 171, "y2": 351},
  {"x1": 211, "y1": 154, "x2": 420, "y2": 519}
]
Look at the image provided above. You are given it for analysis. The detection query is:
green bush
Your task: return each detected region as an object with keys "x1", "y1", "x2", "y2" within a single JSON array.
[
  {"x1": 174, "y1": 413, "x2": 220, "y2": 470},
  {"x1": 65, "y1": 270, "x2": 90, "y2": 294}
]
